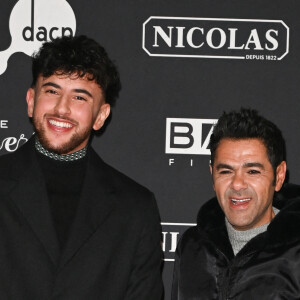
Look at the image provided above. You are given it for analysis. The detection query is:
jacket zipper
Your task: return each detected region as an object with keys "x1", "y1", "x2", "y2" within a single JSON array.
[
  {"x1": 214, "y1": 247, "x2": 232, "y2": 300},
  {"x1": 220, "y1": 262, "x2": 232, "y2": 300}
]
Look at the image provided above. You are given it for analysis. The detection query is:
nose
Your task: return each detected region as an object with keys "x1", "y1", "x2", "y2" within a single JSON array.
[
  {"x1": 54, "y1": 95, "x2": 71, "y2": 115},
  {"x1": 230, "y1": 172, "x2": 247, "y2": 191}
]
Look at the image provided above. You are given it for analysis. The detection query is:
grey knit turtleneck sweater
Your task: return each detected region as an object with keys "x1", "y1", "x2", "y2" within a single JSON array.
[{"x1": 225, "y1": 207, "x2": 279, "y2": 256}]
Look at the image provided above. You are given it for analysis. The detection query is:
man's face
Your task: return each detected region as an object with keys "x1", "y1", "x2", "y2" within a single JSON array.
[
  {"x1": 210, "y1": 138, "x2": 286, "y2": 231},
  {"x1": 26, "y1": 73, "x2": 110, "y2": 154}
]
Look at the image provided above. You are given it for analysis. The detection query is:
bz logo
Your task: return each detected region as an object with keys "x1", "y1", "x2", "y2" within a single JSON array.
[{"x1": 165, "y1": 118, "x2": 217, "y2": 155}]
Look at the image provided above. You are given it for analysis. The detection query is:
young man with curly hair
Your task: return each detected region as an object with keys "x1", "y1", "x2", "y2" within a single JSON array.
[{"x1": 0, "y1": 35, "x2": 163, "y2": 299}]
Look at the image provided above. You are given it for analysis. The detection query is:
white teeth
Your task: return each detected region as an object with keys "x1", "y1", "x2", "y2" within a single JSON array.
[
  {"x1": 49, "y1": 119, "x2": 72, "y2": 128},
  {"x1": 231, "y1": 198, "x2": 250, "y2": 205}
]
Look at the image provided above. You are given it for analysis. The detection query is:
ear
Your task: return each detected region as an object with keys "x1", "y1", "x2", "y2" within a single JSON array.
[
  {"x1": 93, "y1": 103, "x2": 111, "y2": 131},
  {"x1": 210, "y1": 163, "x2": 215, "y2": 191},
  {"x1": 275, "y1": 161, "x2": 287, "y2": 191},
  {"x1": 26, "y1": 88, "x2": 35, "y2": 117}
]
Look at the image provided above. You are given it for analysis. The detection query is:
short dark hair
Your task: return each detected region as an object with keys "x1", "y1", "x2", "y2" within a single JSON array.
[
  {"x1": 31, "y1": 35, "x2": 121, "y2": 106},
  {"x1": 209, "y1": 108, "x2": 286, "y2": 174}
]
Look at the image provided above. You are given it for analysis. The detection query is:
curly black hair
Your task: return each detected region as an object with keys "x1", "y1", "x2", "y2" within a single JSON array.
[
  {"x1": 209, "y1": 108, "x2": 286, "y2": 175},
  {"x1": 31, "y1": 35, "x2": 121, "y2": 106}
]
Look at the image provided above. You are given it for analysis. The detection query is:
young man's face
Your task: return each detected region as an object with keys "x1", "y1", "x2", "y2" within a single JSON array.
[
  {"x1": 210, "y1": 138, "x2": 286, "y2": 231},
  {"x1": 26, "y1": 73, "x2": 110, "y2": 154}
]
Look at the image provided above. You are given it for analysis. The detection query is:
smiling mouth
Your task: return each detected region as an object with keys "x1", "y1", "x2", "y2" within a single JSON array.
[
  {"x1": 231, "y1": 198, "x2": 251, "y2": 205},
  {"x1": 49, "y1": 119, "x2": 73, "y2": 128}
]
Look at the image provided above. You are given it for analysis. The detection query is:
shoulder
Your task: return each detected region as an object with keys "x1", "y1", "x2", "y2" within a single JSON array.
[
  {"x1": 88, "y1": 147, "x2": 157, "y2": 210},
  {"x1": 268, "y1": 192, "x2": 300, "y2": 246},
  {"x1": 105, "y1": 161, "x2": 152, "y2": 196},
  {"x1": 177, "y1": 197, "x2": 224, "y2": 250},
  {"x1": 177, "y1": 226, "x2": 199, "y2": 251},
  {"x1": 0, "y1": 138, "x2": 34, "y2": 177},
  {"x1": 0, "y1": 143, "x2": 24, "y2": 163},
  {"x1": 274, "y1": 183, "x2": 300, "y2": 207}
]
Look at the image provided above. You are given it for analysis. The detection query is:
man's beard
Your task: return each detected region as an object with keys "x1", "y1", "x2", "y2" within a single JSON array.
[{"x1": 33, "y1": 116, "x2": 91, "y2": 155}]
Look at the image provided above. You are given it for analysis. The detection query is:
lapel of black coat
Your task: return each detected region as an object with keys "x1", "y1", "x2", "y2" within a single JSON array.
[
  {"x1": 58, "y1": 147, "x2": 117, "y2": 270},
  {"x1": 4, "y1": 138, "x2": 60, "y2": 265}
]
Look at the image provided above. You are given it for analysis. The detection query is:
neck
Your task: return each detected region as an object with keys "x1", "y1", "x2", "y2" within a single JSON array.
[{"x1": 226, "y1": 207, "x2": 280, "y2": 255}]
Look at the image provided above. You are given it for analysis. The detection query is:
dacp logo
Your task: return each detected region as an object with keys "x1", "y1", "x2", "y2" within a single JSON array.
[
  {"x1": 0, "y1": 0, "x2": 76, "y2": 75},
  {"x1": 143, "y1": 17, "x2": 289, "y2": 61},
  {"x1": 166, "y1": 118, "x2": 217, "y2": 155}
]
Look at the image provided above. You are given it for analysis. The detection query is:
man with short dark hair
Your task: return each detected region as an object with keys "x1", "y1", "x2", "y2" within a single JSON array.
[
  {"x1": 0, "y1": 35, "x2": 163, "y2": 299},
  {"x1": 172, "y1": 108, "x2": 300, "y2": 299}
]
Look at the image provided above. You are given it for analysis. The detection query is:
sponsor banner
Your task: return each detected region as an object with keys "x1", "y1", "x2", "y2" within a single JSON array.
[
  {"x1": 162, "y1": 222, "x2": 196, "y2": 261},
  {"x1": 0, "y1": 133, "x2": 28, "y2": 153},
  {"x1": 143, "y1": 16, "x2": 289, "y2": 61},
  {"x1": 0, "y1": 120, "x2": 29, "y2": 153},
  {"x1": 0, "y1": 0, "x2": 76, "y2": 75},
  {"x1": 165, "y1": 118, "x2": 217, "y2": 155}
]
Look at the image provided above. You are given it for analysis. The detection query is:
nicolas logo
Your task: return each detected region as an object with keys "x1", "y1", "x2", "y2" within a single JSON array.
[
  {"x1": 0, "y1": 0, "x2": 76, "y2": 75},
  {"x1": 143, "y1": 17, "x2": 289, "y2": 61}
]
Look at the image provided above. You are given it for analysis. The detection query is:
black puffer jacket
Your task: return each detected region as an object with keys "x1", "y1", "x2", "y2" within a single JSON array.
[{"x1": 172, "y1": 184, "x2": 300, "y2": 300}]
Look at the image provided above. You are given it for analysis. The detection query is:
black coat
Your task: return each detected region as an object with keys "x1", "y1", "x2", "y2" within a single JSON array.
[
  {"x1": 172, "y1": 185, "x2": 300, "y2": 300},
  {"x1": 0, "y1": 138, "x2": 163, "y2": 299}
]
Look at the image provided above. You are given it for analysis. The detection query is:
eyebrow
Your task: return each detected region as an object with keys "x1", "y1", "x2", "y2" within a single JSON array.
[
  {"x1": 215, "y1": 162, "x2": 265, "y2": 170},
  {"x1": 215, "y1": 163, "x2": 233, "y2": 171},
  {"x1": 243, "y1": 162, "x2": 264, "y2": 169},
  {"x1": 73, "y1": 89, "x2": 93, "y2": 98},
  {"x1": 42, "y1": 82, "x2": 61, "y2": 89},
  {"x1": 42, "y1": 82, "x2": 93, "y2": 98}
]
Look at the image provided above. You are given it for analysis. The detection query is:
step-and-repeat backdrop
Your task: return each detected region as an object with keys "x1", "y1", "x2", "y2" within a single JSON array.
[{"x1": 0, "y1": 1, "x2": 299, "y2": 298}]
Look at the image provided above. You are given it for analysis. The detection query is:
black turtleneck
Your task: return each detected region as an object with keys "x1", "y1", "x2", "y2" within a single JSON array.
[{"x1": 35, "y1": 150, "x2": 88, "y2": 250}]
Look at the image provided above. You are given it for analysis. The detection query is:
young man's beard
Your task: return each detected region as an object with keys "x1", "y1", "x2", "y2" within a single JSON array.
[{"x1": 33, "y1": 116, "x2": 91, "y2": 155}]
